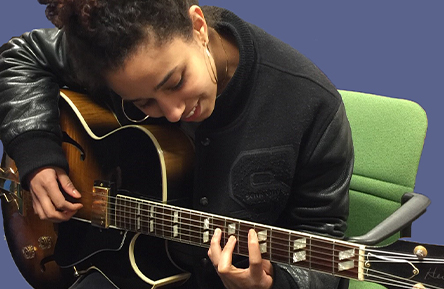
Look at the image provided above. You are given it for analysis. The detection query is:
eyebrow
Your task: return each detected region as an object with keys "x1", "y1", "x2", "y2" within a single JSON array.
[{"x1": 154, "y1": 66, "x2": 178, "y2": 91}]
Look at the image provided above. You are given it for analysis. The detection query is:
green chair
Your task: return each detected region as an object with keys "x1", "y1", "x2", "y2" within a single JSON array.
[{"x1": 339, "y1": 90, "x2": 430, "y2": 289}]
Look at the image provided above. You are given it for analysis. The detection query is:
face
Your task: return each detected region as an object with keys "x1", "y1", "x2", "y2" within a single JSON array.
[{"x1": 105, "y1": 36, "x2": 218, "y2": 123}]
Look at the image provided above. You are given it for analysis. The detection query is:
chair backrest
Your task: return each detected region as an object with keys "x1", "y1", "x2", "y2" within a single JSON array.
[{"x1": 339, "y1": 90, "x2": 428, "y2": 246}]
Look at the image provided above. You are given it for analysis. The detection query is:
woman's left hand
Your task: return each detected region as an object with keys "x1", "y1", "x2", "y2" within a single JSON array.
[{"x1": 208, "y1": 228, "x2": 274, "y2": 289}]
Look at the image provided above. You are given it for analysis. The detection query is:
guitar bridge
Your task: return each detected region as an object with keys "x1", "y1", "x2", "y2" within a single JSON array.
[
  {"x1": 91, "y1": 180, "x2": 113, "y2": 228},
  {"x1": 0, "y1": 166, "x2": 24, "y2": 215}
]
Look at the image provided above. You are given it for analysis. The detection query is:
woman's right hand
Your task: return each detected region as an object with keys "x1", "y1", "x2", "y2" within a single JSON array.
[{"x1": 28, "y1": 167, "x2": 83, "y2": 223}]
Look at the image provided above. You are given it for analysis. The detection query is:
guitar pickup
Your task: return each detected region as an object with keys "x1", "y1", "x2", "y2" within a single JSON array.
[{"x1": 91, "y1": 180, "x2": 113, "y2": 228}]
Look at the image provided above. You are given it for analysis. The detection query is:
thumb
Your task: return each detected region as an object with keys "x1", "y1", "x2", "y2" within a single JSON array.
[{"x1": 55, "y1": 167, "x2": 81, "y2": 199}]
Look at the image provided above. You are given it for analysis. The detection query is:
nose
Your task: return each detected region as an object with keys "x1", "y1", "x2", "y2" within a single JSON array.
[{"x1": 157, "y1": 97, "x2": 185, "y2": 123}]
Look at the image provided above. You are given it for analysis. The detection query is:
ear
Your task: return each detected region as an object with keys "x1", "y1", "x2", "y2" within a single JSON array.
[{"x1": 189, "y1": 5, "x2": 208, "y2": 44}]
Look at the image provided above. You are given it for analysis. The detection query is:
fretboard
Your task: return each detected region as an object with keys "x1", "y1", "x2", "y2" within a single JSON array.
[{"x1": 104, "y1": 194, "x2": 366, "y2": 281}]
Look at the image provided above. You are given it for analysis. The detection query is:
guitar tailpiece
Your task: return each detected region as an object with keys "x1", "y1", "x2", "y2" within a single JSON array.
[
  {"x1": 73, "y1": 266, "x2": 80, "y2": 278},
  {"x1": 72, "y1": 266, "x2": 89, "y2": 278}
]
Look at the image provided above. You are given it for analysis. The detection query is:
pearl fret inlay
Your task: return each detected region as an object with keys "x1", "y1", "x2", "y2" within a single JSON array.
[
  {"x1": 111, "y1": 194, "x2": 365, "y2": 282},
  {"x1": 173, "y1": 211, "x2": 179, "y2": 238},
  {"x1": 149, "y1": 206, "x2": 154, "y2": 233},
  {"x1": 203, "y1": 218, "x2": 211, "y2": 243},
  {"x1": 228, "y1": 223, "x2": 236, "y2": 235}
]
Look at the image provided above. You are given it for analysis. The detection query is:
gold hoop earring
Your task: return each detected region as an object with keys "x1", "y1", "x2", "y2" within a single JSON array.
[
  {"x1": 121, "y1": 99, "x2": 149, "y2": 123},
  {"x1": 204, "y1": 42, "x2": 218, "y2": 84}
]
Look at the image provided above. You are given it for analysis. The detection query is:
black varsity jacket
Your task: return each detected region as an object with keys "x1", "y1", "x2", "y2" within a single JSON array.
[{"x1": 0, "y1": 7, "x2": 353, "y2": 289}]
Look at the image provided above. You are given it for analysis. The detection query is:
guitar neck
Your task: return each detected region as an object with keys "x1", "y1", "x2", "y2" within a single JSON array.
[
  {"x1": 1, "y1": 172, "x2": 365, "y2": 281},
  {"x1": 2, "y1": 89, "x2": 443, "y2": 289},
  {"x1": 91, "y1": 191, "x2": 366, "y2": 282}
]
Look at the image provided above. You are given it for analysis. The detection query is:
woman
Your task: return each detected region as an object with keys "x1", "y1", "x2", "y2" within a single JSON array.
[{"x1": 0, "y1": 0, "x2": 353, "y2": 288}]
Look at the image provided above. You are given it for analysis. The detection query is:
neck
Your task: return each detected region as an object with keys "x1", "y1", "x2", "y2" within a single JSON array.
[{"x1": 208, "y1": 28, "x2": 239, "y2": 95}]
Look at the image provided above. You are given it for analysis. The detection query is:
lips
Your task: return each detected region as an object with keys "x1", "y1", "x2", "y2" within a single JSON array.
[
  {"x1": 183, "y1": 101, "x2": 200, "y2": 121},
  {"x1": 185, "y1": 103, "x2": 198, "y2": 119}
]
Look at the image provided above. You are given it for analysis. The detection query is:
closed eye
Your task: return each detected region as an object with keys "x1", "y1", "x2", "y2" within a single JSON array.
[
  {"x1": 136, "y1": 98, "x2": 156, "y2": 109},
  {"x1": 171, "y1": 76, "x2": 184, "y2": 91},
  {"x1": 170, "y1": 67, "x2": 187, "y2": 91}
]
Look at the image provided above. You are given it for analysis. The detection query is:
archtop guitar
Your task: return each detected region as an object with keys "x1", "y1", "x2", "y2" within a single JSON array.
[{"x1": 1, "y1": 90, "x2": 443, "y2": 289}]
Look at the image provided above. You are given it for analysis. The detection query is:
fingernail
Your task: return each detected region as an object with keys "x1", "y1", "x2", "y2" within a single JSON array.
[{"x1": 249, "y1": 229, "x2": 258, "y2": 239}]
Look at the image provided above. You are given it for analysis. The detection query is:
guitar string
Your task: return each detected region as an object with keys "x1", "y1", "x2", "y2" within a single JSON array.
[
  {"x1": 363, "y1": 253, "x2": 444, "y2": 289},
  {"x1": 15, "y1": 188, "x2": 443, "y2": 288},
  {"x1": 8, "y1": 184, "x2": 444, "y2": 289},
  {"x1": 102, "y1": 208, "x2": 444, "y2": 289},
  {"x1": 95, "y1": 197, "x2": 368, "y2": 269},
  {"x1": 114, "y1": 205, "x2": 444, "y2": 270},
  {"x1": 92, "y1": 196, "x2": 439, "y2": 268},
  {"x1": 7, "y1": 185, "x2": 435, "y2": 264},
  {"x1": 13, "y1": 191, "x2": 444, "y2": 289},
  {"x1": 110, "y1": 212, "x2": 444, "y2": 268},
  {"x1": 106, "y1": 213, "x2": 444, "y2": 289},
  {"x1": 104, "y1": 201, "x2": 359, "y2": 251},
  {"x1": 366, "y1": 259, "x2": 444, "y2": 265},
  {"x1": 364, "y1": 267, "x2": 444, "y2": 289},
  {"x1": 105, "y1": 211, "x2": 357, "y2": 265},
  {"x1": 11, "y1": 190, "x2": 364, "y2": 282},
  {"x1": 366, "y1": 276, "x2": 441, "y2": 289},
  {"x1": 364, "y1": 247, "x2": 444, "y2": 263},
  {"x1": 96, "y1": 194, "x2": 444, "y2": 263},
  {"x1": 22, "y1": 189, "x2": 364, "y2": 262},
  {"x1": 106, "y1": 199, "x2": 430, "y2": 261}
]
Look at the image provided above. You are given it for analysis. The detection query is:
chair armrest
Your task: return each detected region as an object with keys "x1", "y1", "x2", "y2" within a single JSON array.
[{"x1": 346, "y1": 192, "x2": 430, "y2": 245}]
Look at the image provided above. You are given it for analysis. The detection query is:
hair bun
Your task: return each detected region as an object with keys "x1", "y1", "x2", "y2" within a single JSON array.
[
  {"x1": 37, "y1": 0, "x2": 63, "y2": 28},
  {"x1": 37, "y1": 0, "x2": 99, "y2": 30},
  {"x1": 37, "y1": 0, "x2": 55, "y2": 4}
]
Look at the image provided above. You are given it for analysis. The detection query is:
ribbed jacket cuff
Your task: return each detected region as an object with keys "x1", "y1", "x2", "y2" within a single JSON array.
[{"x1": 6, "y1": 132, "x2": 69, "y2": 190}]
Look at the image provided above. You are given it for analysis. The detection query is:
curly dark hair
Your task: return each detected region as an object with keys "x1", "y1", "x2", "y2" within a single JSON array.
[{"x1": 38, "y1": 0, "x2": 200, "y2": 91}]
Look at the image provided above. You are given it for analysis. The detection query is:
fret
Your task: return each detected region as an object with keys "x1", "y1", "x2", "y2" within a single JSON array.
[
  {"x1": 309, "y1": 237, "x2": 333, "y2": 273},
  {"x1": 332, "y1": 243, "x2": 362, "y2": 279},
  {"x1": 289, "y1": 232, "x2": 311, "y2": 270},
  {"x1": 220, "y1": 218, "x2": 238, "y2": 253},
  {"x1": 189, "y1": 212, "x2": 201, "y2": 245},
  {"x1": 149, "y1": 204, "x2": 155, "y2": 234},
  {"x1": 269, "y1": 229, "x2": 290, "y2": 264},
  {"x1": 200, "y1": 213, "x2": 212, "y2": 245},
  {"x1": 163, "y1": 207, "x2": 173, "y2": 239},
  {"x1": 114, "y1": 196, "x2": 122, "y2": 229},
  {"x1": 133, "y1": 200, "x2": 154, "y2": 234},
  {"x1": 154, "y1": 204, "x2": 164, "y2": 237},
  {"x1": 128, "y1": 197, "x2": 136, "y2": 231},
  {"x1": 159, "y1": 206, "x2": 181, "y2": 240},
  {"x1": 135, "y1": 200, "x2": 141, "y2": 231},
  {"x1": 111, "y1": 195, "x2": 363, "y2": 281},
  {"x1": 238, "y1": 222, "x2": 249, "y2": 256},
  {"x1": 235, "y1": 220, "x2": 242, "y2": 254},
  {"x1": 180, "y1": 209, "x2": 191, "y2": 243},
  {"x1": 139, "y1": 201, "x2": 150, "y2": 234},
  {"x1": 120, "y1": 196, "x2": 129, "y2": 230},
  {"x1": 115, "y1": 195, "x2": 136, "y2": 231},
  {"x1": 212, "y1": 216, "x2": 227, "y2": 247},
  {"x1": 332, "y1": 241, "x2": 336, "y2": 275},
  {"x1": 253, "y1": 224, "x2": 271, "y2": 260},
  {"x1": 172, "y1": 209, "x2": 180, "y2": 239}
]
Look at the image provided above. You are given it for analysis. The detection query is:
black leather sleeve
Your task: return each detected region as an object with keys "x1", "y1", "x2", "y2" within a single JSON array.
[
  {"x1": 0, "y1": 28, "x2": 79, "y2": 188},
  {"x1": 273, "y1": 102, "x2": 354, "y2": 288},
  {"x1": 288, "y1": 102, "x2": 353, "y2": 237}
]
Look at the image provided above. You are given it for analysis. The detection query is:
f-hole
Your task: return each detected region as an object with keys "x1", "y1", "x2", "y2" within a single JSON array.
[{"x1": 62, "y1": 132, "x2": 86, "y2": 161}]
